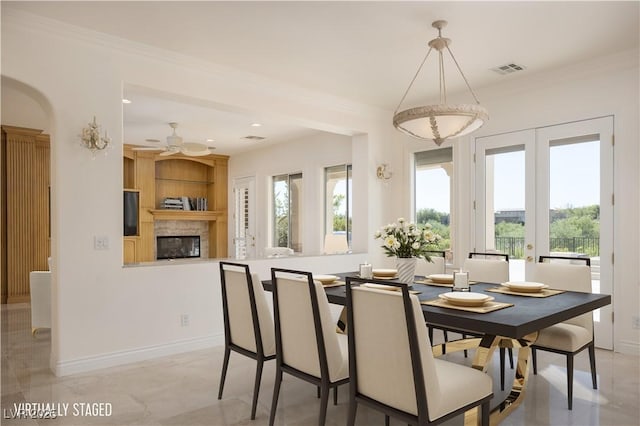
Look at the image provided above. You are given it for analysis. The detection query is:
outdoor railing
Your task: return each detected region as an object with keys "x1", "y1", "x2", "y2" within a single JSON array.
[{"x1": 495, "y1": 236, "x2": 600, "y2": 259}]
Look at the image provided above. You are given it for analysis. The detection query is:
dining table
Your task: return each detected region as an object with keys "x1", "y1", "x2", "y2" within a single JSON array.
[{"x1": 262, "y1": 272, "x2": 611, "y2": 425}]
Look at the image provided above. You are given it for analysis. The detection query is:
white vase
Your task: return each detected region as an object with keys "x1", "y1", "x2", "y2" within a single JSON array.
[{"x1": 396, "y1": 257, "x2": 417, "y2": 284}]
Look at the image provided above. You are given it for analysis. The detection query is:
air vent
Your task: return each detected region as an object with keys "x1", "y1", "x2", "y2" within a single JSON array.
[
  {"x1": 243, "y1": 135, "x2": 266, "y2": 141},
  {"x1": 145, "y1": 138, "x2": 161, "y2": 143},
  {"x1": 491, "y1": 63, "x2": 526, "y2": 75}
]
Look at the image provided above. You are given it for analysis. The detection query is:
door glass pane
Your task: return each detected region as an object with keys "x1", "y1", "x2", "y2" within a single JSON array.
[
  {"x1": 485, "y1": 145, "x2": 525, "y2": 280},
  {"x1": 234, "y1": 186, "x2": 249, "y2": 259},
  {"x1": 549, "y1": 137, "x2": 601, "y2": 317}
]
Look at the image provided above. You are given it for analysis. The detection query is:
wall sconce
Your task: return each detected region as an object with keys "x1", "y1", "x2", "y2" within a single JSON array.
[
  {"x1": 81, "y1": 116, "x2": 110, "y2": 153},
  {"x1": 376, "y1": 164, "x2": 392, "y2": 181}
]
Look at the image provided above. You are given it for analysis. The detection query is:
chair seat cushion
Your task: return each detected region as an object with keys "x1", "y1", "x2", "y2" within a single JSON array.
[
  {"x1": 535, "y1": 322, "x2": 592, "y2": 352},
  {"x1": 429, "y1": 359, "x2": 492, "y2": 421}
]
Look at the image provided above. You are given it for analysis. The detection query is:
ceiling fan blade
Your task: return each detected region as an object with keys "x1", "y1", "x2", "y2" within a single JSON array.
[
  {"x1": 132, "y1": 147, "x2": 164, "y2": 151},
  {"x1": 159, "y1": 150, "x2": 177, "y2": 156}
]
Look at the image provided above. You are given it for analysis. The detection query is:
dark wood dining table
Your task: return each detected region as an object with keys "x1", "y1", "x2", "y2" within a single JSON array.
[{"x1": 262, "y1": 272, "x2": 611, "y2": 425}]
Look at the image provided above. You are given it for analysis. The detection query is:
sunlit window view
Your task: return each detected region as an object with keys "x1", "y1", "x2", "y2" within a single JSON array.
[
  {"x1": 414, "y1": 148, "x2": 453, "y2": 258},
  {"x1": 549, "y1": 139, "x2": 600, "y2": 258},
  {"x1": 273, "y1": 173, "x2": 303, "y2": 252},
  {"x1": 325, "y1": 165, "x2": 352, "y2": 247},
  {"x1": 486, "y1": 146, "x2": 526, "y2": 259}
]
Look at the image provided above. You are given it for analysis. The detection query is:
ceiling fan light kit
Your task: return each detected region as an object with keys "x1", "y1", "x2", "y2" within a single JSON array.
[{"x1": 393, "y1": 20, "x2": 488, "y2": 146}]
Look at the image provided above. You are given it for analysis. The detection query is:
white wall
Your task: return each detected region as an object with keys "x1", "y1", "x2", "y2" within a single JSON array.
[
  {"x1": 228, "y1": 131, "x2": 353, "y2": 256},
  {"x1": 471, "y1": 49, "x2": 640, "y2": 354},
  {"x1": 1, "y1": 10, "x2": 395, "y2": 375},
  {"x1": 2, "y1": 9, "x2": 637, "y2": 380}
]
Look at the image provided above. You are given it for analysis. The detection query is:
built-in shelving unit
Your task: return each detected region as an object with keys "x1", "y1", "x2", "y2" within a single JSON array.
[{"x1": 123, "y1": 145, "x2": 228, "y2": 264}]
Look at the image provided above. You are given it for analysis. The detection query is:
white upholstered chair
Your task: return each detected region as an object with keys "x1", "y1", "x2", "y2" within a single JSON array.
[
  {"x1": 29, "y1": 271, "x2": 51, "y2": 334},
  {"x1": 463, "y1": 253, "x2": 513, "y2": 386},
  {"x1": 530, "y1": 261, "x2": 597, "y2": 410},
  {"x1": 323, "y1": 233, "x2": 349, "y2": 254},
  {"x1": 345, "y1": 278, "x2": 492, "y2": 425},
  {"x1": 415, "y1": 251, "x2": 446, "y2": 277},
  {"x1": 269, "y1": 268, "x2": 349, "y2": 426},
  {"x1": 218, "y1": 262, "x2": 276, "y2": 420}
]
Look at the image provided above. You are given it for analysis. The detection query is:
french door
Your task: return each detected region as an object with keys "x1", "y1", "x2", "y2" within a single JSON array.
[
  {"x1": 475, "y1": 117, "x2": 613, "y2": 349},
  {"x1": 233, "y1": 176, "x2": 256, "y2": 259}
]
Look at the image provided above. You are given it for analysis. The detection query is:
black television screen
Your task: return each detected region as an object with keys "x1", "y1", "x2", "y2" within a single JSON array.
[{"x1": 123, "y1": 191, "x2": 139, "y2": 236}]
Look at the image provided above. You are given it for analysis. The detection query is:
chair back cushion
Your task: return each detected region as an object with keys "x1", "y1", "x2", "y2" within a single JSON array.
[
  {"x1": 224, "y1": 269, "x2": 276, "y2": 356},
  {"x1": 350, "y1": 287, "x2": 439, "y2": 416},
  {"x1": 462, "y1": 258, "x2": 509, "y2": 283},
  {"x1": 532, "y1": 263, "x2": 593, "y2": 331},
  {"x1": 323, "y1": 234, "x2": 349, "y2": 254},
  {"x1": 415, "y1": 256, "x2": 445, "y2": 276},
  {"x1": 275, "y1": 276, "x2": 347, "y2": 382}
]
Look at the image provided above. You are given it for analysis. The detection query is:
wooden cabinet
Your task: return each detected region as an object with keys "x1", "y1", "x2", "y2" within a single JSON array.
[
  {"x1": 123, "y1": 146, "x2": 228, "y2": 263},
  {"x1": 1, "y1": 126, "x2": 50, "y2": 303}
]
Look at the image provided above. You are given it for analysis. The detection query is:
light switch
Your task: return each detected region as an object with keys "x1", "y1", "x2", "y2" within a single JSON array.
[{"x1": 94, "y1": 236, "x2": 109, "y2": 250}]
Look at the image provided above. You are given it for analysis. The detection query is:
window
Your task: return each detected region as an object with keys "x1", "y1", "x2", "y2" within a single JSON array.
[
  {"x1": 273, "y1": 173, "x2": 303, "y2": 252},
  {"x1": 414, "y1": 148, "x2": 452, "y2": 253},
  {"x1": 324, "y1": 164, "x2": 352, "y2": 247}
]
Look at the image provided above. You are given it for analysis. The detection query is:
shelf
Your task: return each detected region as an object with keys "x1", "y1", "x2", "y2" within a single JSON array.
[
  {"x1": 149, "y1": 209, "x2": 222, "y2": 221},
  {"x1": 155, "y1": 178, "x2": 214, "y2": 184}
]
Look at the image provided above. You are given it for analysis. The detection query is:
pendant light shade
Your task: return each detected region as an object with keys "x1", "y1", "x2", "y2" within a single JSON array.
[{"x1": 393, "y1": 20, "x2": 488, "y2": 146}]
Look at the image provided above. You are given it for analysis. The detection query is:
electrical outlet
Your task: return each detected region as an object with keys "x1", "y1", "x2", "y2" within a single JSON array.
[
  {"x1": 180, "y1": 314, "x2": 190, "y2": 327},
  {"x1": 93, "y1": 236, "x2": 109, "y2": 250},
  {"x1": 632, "y1": 315, "x2": 640, "y2": 330}
]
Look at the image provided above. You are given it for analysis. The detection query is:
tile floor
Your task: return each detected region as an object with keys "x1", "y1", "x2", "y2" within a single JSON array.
[{"x1": 2, "y1": 303, "x2": 639, "y2": 425}]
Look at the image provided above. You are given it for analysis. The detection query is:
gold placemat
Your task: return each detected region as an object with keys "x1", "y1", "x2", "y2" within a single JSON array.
[
  {"x1": 321, "y1": 281, "x2": 345, "y2": 288},
  {"x1": 486, "y1": 287, "x2": 565, "y2": 298},
  {"x1": 416, "y1": 279, "x2": 478, "y2": 287},
  {"x1": 421, "y1": 298, "x2": 513, "y2": 313}
]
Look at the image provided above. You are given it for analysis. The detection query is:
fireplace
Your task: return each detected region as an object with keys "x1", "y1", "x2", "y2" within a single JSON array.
[{"x1": 157, "y1": 236, "x2": 201, "y2": 260}]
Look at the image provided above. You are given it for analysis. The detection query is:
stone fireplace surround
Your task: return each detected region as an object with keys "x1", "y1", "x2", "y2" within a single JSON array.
[{"x1": 154, "y1": 221, "x2": 209, "y2": 260}]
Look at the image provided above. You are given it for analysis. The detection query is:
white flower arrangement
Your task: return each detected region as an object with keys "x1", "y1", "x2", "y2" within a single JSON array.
[{"x1": 374, "y1": 217, "x2": 442, "y2": 260}]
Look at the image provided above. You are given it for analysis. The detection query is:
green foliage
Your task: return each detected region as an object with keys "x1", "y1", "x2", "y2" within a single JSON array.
[
  {"x1": 416, "y1": 208, "x2": 450, "y2": 226},
  {"x1": 493, "y1": 205, "x2": 600, "y2": 257},
  {"x1": 332, "y1": 193, "x2": 347, "y2": 231},
  {"x1": 495, "y1": 222, "x2": 525, "y2": 237}
]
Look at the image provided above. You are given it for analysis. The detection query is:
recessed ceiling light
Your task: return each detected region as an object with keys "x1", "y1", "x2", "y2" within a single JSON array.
[
  {"x1": 122, "y1": 98, "x2": 132, "y2": 104},
  {"x1": 206, "y1": 139, "x2": 215, "y2": 143},
  {"x1": 251, "y1": 123, "x2": 262, "y2": 127}
]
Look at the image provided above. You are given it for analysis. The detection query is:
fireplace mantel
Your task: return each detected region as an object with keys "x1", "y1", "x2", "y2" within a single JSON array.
[{"x1": 149, "y1": 209, "x2": 223, "y2": 221}]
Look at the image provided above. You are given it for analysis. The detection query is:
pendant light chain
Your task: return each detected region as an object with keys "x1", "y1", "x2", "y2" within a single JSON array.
[
  {"x1": 445, "y1": 45, "x2": 481, "y2": 105},
  {"x1": 393, "y1": 47, "x2": 434, "y2": 114}
]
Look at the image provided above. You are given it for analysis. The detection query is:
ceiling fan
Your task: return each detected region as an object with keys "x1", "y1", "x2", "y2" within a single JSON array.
[{"x1": 133, "y1": 122, "x2": 214, "y2": 157}]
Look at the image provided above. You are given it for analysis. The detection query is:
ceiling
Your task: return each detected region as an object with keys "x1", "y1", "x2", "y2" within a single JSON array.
[{"x1": 5, "y1": 1, "x2": 639, "y2": 154}]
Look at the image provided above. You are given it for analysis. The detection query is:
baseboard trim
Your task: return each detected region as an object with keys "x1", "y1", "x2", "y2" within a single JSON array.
[
  {"x1": 616, "y1": 340, "x2": 640, "y2": 355},
  {"x1": 54, "y1": 333, "x2": 224, "y2": 376}
]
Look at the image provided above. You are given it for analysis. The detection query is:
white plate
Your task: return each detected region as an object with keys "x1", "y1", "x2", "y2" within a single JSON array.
[
  {"x1": 314, "y1": 274, "x2": 339, "y2": 284},
  {"x1": 361, "y1": 283, "x2": 401, "y2": 292},
  {"x1": 428, "y1": 274, "x2": 454, "y2": 284},
  {"x1": 502, "y1": 281, "x2": 549, "y2": 293},
  {"x1": 372, "y1": 268, "x2": 397, "y2": 277},
  {"x1": 439, "y1": 292, "x2": 494, "y2": 307}
]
